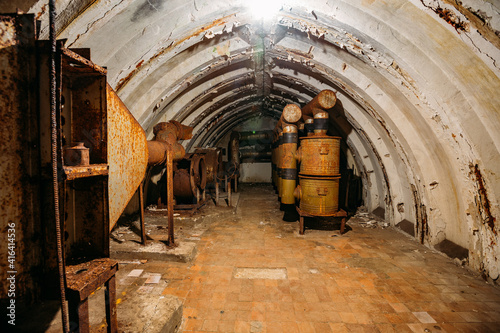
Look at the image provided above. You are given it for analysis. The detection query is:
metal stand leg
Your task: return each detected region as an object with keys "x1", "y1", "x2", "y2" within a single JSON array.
[
  {"x1": 76, "y1": 300, "x2": 90, "y2": 333},
  {"x1": 215, "y1": 181, "x2": 219, "y2": 206},
  {"x1": 105, "y1": 275, "x2": 117, "y2": 333},
  {"x1": 139, "y1": 182, "x2": 147, "y2": 245},
  {"x1": 167, "y1": 150, "x2": 175, "y2": 246},
  {"x1": 299, "y1": 216, "x2": 304, "y2": 235},
  {"x1": 227, "y1": 178, "x2": 232, "y2": 207},
  {"x1": 340, "y1": 217, "x2": 346, "y2": 235}
]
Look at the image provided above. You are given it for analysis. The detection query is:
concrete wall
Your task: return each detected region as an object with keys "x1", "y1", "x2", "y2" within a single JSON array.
[{"x1": 239, "y1": 163, "x2": 272, "y2": 183}]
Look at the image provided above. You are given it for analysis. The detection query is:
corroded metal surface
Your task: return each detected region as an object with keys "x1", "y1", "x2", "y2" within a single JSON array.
[
  {"x1": 194, "y1": 147, "x2": 222, "y2": 185},
  {"x1": 228, "y1": 131, "x2": 240, "y2": 167},
  {"x1": 66, "y1": 258, "x2": 118, "y2": 300},
  {"x1": 173, "y1": 153, "x2": 207, "y2": 201},
  {"x1": 296, "y1": 175, "x2": 341, "y2": 215},
  {"x1": 280, "y1": 125, "x2": 298, "y2": 205},
  {"x1": 63, "y1": 164, "x2": 109, "y2": 180},
  {"x1": 63, "y1": 142, "x2": 89, "y2": 166},
  {"x1": 296, "y1": 136, "x2": 341, "y2": 176},
  {"x1": 0, "y1": 14, "x2": 40, "y2": 302},
  {"x1": 107, "y1": 84, "x2": 148, "y2": 230},
  {"x1": 66, "y1": 258, "x2": 119, "y2": 332},
  {"x1": 147, "y1": 140, "x2": 169, "y2": 165},
  {"x1": 313, "y1": 111, "x2": 329, "y2": 136},
  {"x1": 302, "y1": 89, "x2": 337, "y2": 118},
  {"x1": 276, "y1": 104, "x2": 302, "y2": 129},
  {"x1": 149, "y1": 121, "x2": 192, "y2": 163}
]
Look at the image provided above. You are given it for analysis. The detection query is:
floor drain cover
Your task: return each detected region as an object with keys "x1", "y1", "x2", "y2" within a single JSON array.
[{"x1": 234, "y1": 268, "x2": 287, "y2": 279}]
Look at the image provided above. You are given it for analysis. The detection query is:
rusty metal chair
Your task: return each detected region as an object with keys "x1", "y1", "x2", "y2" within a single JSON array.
[{"x1": 66, "y1": 258, "x2": 119, "y2": 333}]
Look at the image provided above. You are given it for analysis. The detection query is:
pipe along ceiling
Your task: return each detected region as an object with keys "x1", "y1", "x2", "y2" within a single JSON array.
[{"x1": 15, "y1": 0, "x2": 500, "y2": 280}]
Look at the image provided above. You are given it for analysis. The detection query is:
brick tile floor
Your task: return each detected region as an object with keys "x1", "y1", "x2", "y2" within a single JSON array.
[{"x1": 135, "y1": 184, "x2": 500, "y2": 332}]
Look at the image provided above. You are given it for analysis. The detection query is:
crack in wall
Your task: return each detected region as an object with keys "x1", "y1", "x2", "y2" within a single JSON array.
[
  {"x1": 67, "y1": 0, "x2": 125, "y2": 48},
  {"x1": 462, "y1": 30, "x2": 498, "y2": 68}
]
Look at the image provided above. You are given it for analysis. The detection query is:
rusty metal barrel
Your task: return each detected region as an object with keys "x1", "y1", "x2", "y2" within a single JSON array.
[
  {"x1": 280, "y1": 125, "x2": 298, "y2": 205},
  {"x1": 271, "y1": 138, "x2": 278, "y2": 189},
  {"x1": 294, "y1": 175, "x2": 340, "y2": 215},
  {"x1": 277, "y1": 131, "x2": 283, "y2": 199},
  {"x1": 295, "y1": 135, "x2": 341, "y2": 176}
]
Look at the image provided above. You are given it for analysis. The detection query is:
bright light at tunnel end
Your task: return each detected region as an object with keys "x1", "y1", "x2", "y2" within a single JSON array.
[{"x1": 247, "y1": 0, "x2": 283, "y2": 20}]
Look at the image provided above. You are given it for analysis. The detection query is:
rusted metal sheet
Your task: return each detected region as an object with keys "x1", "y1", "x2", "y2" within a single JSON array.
[
  {"x1": 61, "y1": 47, "x2": 107, "y2": 76},
  {"x1": 63, "y1": 164, "x2": 109, "y2": 180},
  {"x1": 296, "y1": 136, "x2": 341, "y2": 176},
  {"x1": 0, "y1": 14, "x2": 41, "y2": 302},
  {"x1": 107, "y1": 84, "x2": 148, "y2": 230},
  {"x1": 296, "y1": 175, "x2": 341, "y2": 215}
]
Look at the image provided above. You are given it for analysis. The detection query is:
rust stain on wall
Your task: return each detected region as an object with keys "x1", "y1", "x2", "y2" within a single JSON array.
[{"x1": 470, "y1": 163, "x2": 496, "y2": 234}]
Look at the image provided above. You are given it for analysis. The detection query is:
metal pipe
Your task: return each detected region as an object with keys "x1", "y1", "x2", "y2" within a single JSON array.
[
  {"x1": 304, "y1": 117, "x2": 314, "y2": 136},
  {"x1": 238, "y1": 131, "x2": 273, "y2": 143},
  {"x1": 50, "y1": 0, "x2": 70, "y2": 331},
  {"x1": 275, "y1": 104, "x2": 302, "y2": 130},
  {"x1": 228, "y1": 131, "x2": 240, "y2": 168},
  {"x1": 314, "y1": 111, "x2": 329, "y2": 136},
  {"x1": 301, "y1": 90, "x2": 337, "y2": 118},
  {"x1": 280, "y1": 125, "x2": 298, "y2": 205},
  {"x1": 147, "y1": 121, "x2": 192, "y2": 165},
  {"x1": 166, "y1": 150, "x2": 175, "y2": 246},
  {"x1": 240, "y1": 151, "x2": 272, "y2": 159}
]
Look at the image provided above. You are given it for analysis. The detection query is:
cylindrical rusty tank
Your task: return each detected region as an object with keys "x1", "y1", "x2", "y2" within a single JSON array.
[
  {"x1": 295, "y1": 136, "x2": 341, "y2": 176},
  {"x1": 280, "y1": 125, "x2": 298, "y2": 205},
  {"x1": 194, "y1": 147, "x2": 222, "y2": 185},
  {"x1": 173, "y1": 153, "x2": 206, "y2": 201},
  {"x1": 294, "y1": 175, "x2": 340, "y2": 215},
  {"x1": 271, "y1": 138, "x2": 277, "y2": 188},
  {"x1": 277, "y1": 131, "x2": 283, "y2": 199},
  {"x1": 304, "y1": 118, "x2": 314, "y2": 137},
  {"x1": 314, "y1": 111, "x2": 329, "y2": 136}
]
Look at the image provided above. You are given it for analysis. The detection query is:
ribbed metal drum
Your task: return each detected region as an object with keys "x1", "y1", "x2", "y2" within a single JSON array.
[
  {"x1": 296, "y1": 175, "x2": 340, "y2": 215},
  {"x1": 296, "y1": 136, "x2": 340, "y2": 176}
]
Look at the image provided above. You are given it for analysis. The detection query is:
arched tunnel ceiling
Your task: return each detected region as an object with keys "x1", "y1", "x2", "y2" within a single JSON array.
[{"x1": 15, "y1": 0, "x2": 500, "y2": 279}]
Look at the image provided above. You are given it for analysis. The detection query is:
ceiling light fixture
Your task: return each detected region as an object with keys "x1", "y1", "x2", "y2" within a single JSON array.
[{"x1": 247, "y1": 0, "x2": 283, "y2": 20}]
